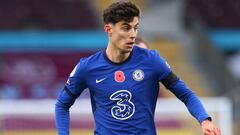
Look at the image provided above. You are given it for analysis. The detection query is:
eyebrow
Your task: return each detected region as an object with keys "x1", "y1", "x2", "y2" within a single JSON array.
[{"x1": 122, "y1": 22, "x2": 139, "y2": 27}]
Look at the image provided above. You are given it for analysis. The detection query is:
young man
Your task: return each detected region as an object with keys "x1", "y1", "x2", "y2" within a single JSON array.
[{"x1": 55, "y1": 1, "x2": 221, "y2": 135}]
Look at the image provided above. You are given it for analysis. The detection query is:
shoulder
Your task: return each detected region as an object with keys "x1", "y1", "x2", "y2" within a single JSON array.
[
  {"x1": 133, "y1": 45, "x2": 163, "y2": 60},
  {"x1": 78, "y1": 50, "x2": 104, "y2": 68},
  {"x1": 135, "y1": 46, "x2": 170, "y2": 69}
]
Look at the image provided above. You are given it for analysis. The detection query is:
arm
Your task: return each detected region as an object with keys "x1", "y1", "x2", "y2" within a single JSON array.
[
  {"x1": 55, "y1": 60, "x2": 87, "y2": 135},
  {"x1": 162, "y1": 74, "x2": 210, "y2": 123},
  {"x1": 161, "y1": 72, "x2": 221, "y2": 135},
  {"x1": 55, "y1": 88, "x2": 76, "y2": 135},
  {"x1": 151, "y1": 50, "x2": 220, "y2": 134}
]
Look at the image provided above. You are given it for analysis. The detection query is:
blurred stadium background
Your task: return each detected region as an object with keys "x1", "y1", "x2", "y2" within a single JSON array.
[{"x1": 0, "y1": 0, "x2": 239, "y2": 135}]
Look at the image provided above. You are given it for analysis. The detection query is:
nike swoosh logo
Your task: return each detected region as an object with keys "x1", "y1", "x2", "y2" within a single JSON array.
[{"x1": 96, "y1": 78, "x2": 106, "y2": 83}]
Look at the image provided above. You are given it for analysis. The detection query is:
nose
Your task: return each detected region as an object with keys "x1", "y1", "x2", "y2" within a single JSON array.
[{"x1": 129, "y1": 28, "x2": 137, "y2": 40}]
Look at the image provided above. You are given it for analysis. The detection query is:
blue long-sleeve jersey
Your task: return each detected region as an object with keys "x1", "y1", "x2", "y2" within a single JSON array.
[{"x1": 55, "y1": 46, "x2": 210, "y2": 135}]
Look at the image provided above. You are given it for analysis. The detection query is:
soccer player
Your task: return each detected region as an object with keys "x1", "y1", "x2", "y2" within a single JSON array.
[
  {"x1": 55, "y1": 1, "x2": 221, "y2": 135},
  {"x1": 135, "y1": 37, "x2": 149, "y2": 49}
]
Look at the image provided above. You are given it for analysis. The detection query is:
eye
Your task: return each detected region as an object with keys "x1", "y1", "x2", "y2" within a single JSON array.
[
  {"x1": 122, "y1": 26, "x2": 131, "y2": 31},
  {"x1": 134, "y1": 27, "x2": 139, "y2": 30}
]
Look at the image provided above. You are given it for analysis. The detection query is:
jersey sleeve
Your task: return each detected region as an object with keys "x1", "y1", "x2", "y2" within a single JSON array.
[
  {"x1": 152, "y1": 50, "x2": 211, "y2": 124},
  {"x1": 64, "y1": 58, "x2": 88, "y2": 98},
  {"x1": 150, "y1": 50, "x2": 172, "y2": 81},
  {"x1": 169, "y1": 79, "x2": 211, "y2": 124},
  {"x1": 55, "y1": 58, "x2": 88, "y2": 135}
]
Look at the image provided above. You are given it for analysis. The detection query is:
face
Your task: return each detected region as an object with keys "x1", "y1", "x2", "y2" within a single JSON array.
[{"x1": 106, "y1": 17, "x2": 139, "y2": 53}]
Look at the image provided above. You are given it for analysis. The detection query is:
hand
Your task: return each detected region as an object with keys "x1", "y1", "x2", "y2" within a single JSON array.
[{"x1": 201, "y1": 120, "x2": 221, "y2": 135}]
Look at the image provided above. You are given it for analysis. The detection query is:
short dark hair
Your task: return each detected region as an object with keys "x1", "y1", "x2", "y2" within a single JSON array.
[{"x1": 103, "y1": 1, "x2": 140, "y2": 24}]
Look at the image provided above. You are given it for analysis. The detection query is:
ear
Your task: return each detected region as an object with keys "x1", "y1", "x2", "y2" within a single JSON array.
[{"x1": 104, "y1": 24, "x2": 112, "y2": 34}]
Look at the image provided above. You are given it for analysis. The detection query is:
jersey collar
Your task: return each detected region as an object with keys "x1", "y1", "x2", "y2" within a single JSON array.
[{"x1": 103, "y1": 47, "x2": 134, "y2": 66}]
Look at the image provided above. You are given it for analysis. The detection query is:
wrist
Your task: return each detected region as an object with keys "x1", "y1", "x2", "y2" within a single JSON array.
[{"x1": 201, "y1": 117, "x2": 212, "y2": 125}]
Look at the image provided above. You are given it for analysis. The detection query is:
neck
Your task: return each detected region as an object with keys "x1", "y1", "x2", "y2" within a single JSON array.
[{"x1": 106, "y1": 43, "x2": 131, "y2": 63}]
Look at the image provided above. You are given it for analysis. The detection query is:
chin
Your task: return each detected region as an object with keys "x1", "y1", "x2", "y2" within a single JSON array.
[{"x1": 122, "y1": 47, "x2": 133, "y2": 53}]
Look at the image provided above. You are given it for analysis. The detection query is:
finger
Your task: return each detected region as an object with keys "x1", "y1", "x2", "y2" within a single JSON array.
[
  {"x1": 204, "y1": 132, "x2": 210, "y2": 135},
  {"x1": 212, "y1": 127, "x2": 220, "y2": 135},
  {"x1": 215, "y1": 127, "x2": 221, "y2": 135},
  {"x1": 206, "y1": 131, "x2": 213, "y2": 135},
  {"x1": 204, "y1": 129, "x2": 211, "y2": 135},
  {"x1": 210, "y1": 128, "x2": 215, "y2": 135},
  {"x1": 213, "y1": 130, "x2": 217, "y2": 135},
  {"x1": 207, "y1": 128, "x2": 215, "y2": 135}
]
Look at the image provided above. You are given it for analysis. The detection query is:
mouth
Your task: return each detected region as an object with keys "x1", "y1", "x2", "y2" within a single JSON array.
[{"x1": 126, "y1": 42, "x2": 134, "y2": 46}]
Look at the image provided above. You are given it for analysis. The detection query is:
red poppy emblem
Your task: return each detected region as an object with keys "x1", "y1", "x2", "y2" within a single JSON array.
[{"x1": 115, "y1": 71, "x2": 125, "y2": 83}]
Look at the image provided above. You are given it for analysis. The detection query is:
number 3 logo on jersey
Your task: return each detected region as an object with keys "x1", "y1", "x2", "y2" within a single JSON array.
[{"x1": 110, "y1": 90, "x2": 135, "y2": 120}]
